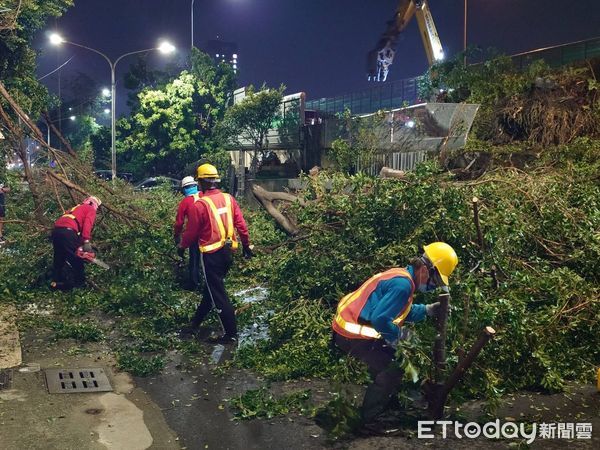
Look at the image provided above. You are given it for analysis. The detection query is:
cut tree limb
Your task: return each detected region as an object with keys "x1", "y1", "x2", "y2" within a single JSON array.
[
  {"x1": 380, "y1": 166, "x2": 408, "y2": 180},
  {"x1": 47, "y1": 171, "x2": 151, "y2": 226},
  {"x1": 251, "y1": 185, "x2": 304, "y2": 236}
]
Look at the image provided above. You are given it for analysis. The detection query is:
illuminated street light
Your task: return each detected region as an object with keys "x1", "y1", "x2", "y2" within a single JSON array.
[
  {"x1": 69, "y1": 115, "x2": 76, "y2": 121},
  {"x1": 50, "y1": 33, "x2": 175, "y2": 180},
  {"x1": 104, "y1": 108, "x2": 110, "y2": 114},
  {"x1": 49, "y1": 33, "x2": 64, "y2": 45},
  {"x1": 102, "y1": 88, "x2": 111, "y2": 97}
]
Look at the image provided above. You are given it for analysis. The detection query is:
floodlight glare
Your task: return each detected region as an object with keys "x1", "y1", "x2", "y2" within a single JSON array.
[
  {"x1": 102, "y1": 88, "x2": 110, "y2": 97},
  {"x1": 158, "y1": 41, "x2": 176, "y2": 54},
  {"x1": 49, "y1": 33, "x2": 64, "y2": 45}
]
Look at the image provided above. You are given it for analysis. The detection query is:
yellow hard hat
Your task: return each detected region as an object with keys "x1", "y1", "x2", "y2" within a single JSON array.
[
  {"x1": 196, "y1": 163, "x2": 220, "y2": 181},
  {"x1": 423, "y1": 242, "x2": 458, "y2": 286}
]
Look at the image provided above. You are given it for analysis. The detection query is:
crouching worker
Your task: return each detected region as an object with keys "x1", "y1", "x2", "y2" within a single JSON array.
[
  {"x1": 174, "y1": 176, "x2": 202, "y2": 290},
  {"x1": 51, "y1": 196, "x2": 101, "y2": 290},
  {"x1": 332, "y1": 242, "x2": 458, "y2": 425}
]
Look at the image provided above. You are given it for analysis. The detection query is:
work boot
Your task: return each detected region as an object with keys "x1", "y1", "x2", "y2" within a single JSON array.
[
  {"x1": 208, "y1": 334, "x2": 238, "y2": 345},
  {"x1": 179, "y1": 324, "x2": 199, "y2": 338},
  {"x1": 360, "y1": 384, "x2": 392, "y2": 424}
]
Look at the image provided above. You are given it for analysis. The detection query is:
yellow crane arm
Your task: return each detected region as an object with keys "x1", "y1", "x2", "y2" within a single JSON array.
[{"x1": 367, "y1": 0, "x2": 444, "y2": 81}]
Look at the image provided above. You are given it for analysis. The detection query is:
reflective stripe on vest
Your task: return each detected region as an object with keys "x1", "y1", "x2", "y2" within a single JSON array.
[
  {"x1": 332, "y1": 268, "x2": 414, "y2": 340},
  {"x1": 199, "y1": 193, "x2": 239, "y2": 253},
  {"x1": 61, "y1": 204, "x2": 82, "y2": 234}
]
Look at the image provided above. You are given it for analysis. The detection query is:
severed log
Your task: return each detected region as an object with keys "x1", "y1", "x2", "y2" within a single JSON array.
[
  {"x1": 424, "y1": 326, "x2": 496, "y2": 420},
  {"x1": 251, "y1": 185, "x2": 304, "y2": 236},
  {"x1": 443, "y1": 326, "x2": 496, "y2": 394},
  {"x1": 379, "y1": 166, "x2": 407, "y2": 180},
  {"x1": 433, "y1": 292, "x2": 450, "y2": 381}
]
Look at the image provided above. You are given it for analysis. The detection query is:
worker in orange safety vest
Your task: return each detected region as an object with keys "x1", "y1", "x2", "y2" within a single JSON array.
[
  {"x1": 332, "y1": 242, "x2": 458, "y2": 424},
  {"x1": 179, "y1": 164, "x2": 253, "y2": 344}
]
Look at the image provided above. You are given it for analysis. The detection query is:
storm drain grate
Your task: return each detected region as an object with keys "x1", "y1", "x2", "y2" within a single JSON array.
[
  {"x1": 44, "y1": 368, "x2": 113, "y2": 394},
  {"x1": 0, "y1": 369, "x2": 12, "y2": 391}
]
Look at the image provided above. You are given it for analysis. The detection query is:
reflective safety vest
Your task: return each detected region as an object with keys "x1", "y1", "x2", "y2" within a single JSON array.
[
  {"x1": 332, "y1": 268, "x2": 415, "y2": 340},
  {"x1": 60, "y1": 204, "x2": 82, "y2": 234},
  {"x1": 199, "y1": 193, "x2": 239, "y2": 253}
]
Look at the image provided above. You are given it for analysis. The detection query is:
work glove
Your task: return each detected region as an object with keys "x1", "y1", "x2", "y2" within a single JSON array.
[
  {"x1": 82, "y1": 241, "x2": 93, "y2": 253},
  {"x1": 174, "y1": 234, "x2": 181, "y2": 246},
  {"x1": 399, "y1": 327, "x2": 412, "y2": 341},
  {"x1": 242, "y1": 245, "x2": 254, "y2": 259},
  {"x1": 387, "y1": 328, "x2": 412, "y2": 350},
  {"x1": 426, "y1": 302, "x2": 441, "y2": 318},
  {"x1": 177, "y1": 247, "x2": 185, "y2": 258}
]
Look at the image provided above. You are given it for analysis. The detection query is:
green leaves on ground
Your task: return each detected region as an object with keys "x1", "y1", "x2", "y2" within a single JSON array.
[{"x1": 229, "y1": 386, "x2": 311, "y2": 420}]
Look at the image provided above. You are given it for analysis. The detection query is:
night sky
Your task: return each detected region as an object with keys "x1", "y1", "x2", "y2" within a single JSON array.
[{"x1": 35, "y1": 0, "x2": 600, "y2": 115}]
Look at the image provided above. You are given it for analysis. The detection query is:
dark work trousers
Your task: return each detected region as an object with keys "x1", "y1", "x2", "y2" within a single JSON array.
[
  {"x1": 51, "y1": 227, "x2": 85, "y2": 287},
  {"x1": 188, "y1": 244, "x2": 201, "y2": 289},
  {"x1": 334, "y1": 332, "x2": 404, "y2": 422},
  {"x1": 192, "y1": 246, "x2": 236, "y2": 336}
]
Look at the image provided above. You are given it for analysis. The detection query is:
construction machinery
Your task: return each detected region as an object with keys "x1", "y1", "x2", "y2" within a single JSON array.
[{"x1": 368, "y1": 0, "x2": 445, "y2": 81}]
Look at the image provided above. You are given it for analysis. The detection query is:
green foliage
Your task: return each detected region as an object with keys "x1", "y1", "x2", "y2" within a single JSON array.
[
  {"x1": 314, "y1": 390, "x2": 362, "y2": 439},
  {"x1": 419, "y1": 53, "x2": 549, "y2": 105},
  {"x1": 229, "y1": 386, "x2": 311, "y2": 420},
  {"x1": 115, "y1": 49, "x2": 236, "y2": 178},
  {"x1": 237, "y1": 139, "x2": 600, "y2": 401},
  {"x1": 327, "y1": 109, "x2": 387, "y2": 174},
  {"x1": 0, "y1": 0, "x2": 73, "y2": 117},
  {"x1": 116, "y1": 351, "x2": 165, "y2": 377},
  {"x1": 52, "y1": 319, "x2": 104, "y2": 342},
  {"x1": 0, "y1": 185, "x2": 200, "y2": 377},
  {"x1": 222, "y1": 84, "x2": 285, "y2": 175}
]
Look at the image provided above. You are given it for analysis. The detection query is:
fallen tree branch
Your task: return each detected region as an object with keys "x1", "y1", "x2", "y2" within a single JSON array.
[
  {"x1": 47, "y1": 171, "x2": 151, "y2": 226},
  {"x1": 252, "y1": 185, "x2": 303, "y2": 236}
]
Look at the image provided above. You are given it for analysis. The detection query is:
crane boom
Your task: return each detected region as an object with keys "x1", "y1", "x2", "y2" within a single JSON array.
[{"x1": 367, "y1": 0, "x2": 444, "y2": 82}]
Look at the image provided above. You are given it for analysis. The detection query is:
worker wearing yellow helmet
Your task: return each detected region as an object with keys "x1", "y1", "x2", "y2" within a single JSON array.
[
  {"x1": 179, "y1": 163, "x2": 253, "y2": 344},
  {"x1": 332, "y1": 242, "x2": 458, "y2": 425}
]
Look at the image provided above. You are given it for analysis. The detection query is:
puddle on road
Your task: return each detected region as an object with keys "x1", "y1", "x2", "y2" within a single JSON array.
[
  {"x1": 210, "y1": 344, "x2": 225, "y2": 364},
  {"x1": 232, "y1": 287, "x2": 272, "y2": 348},
  {"x1": 232, "y1": 287, "x2": 269, "y2": 304}
]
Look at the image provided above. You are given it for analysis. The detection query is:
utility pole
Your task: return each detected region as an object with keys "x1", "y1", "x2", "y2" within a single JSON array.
[
  {"x1": 463, "y1": 0, "x2": 468, "y2": 66},
  {"x1": 191, "y1": 0, "x2": 195, "y2": 50}
]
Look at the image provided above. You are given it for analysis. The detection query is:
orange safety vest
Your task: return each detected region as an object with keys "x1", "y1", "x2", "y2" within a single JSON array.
[
  {"x1": 198, "y1": 193, "x2": 239, "y2": 253},
  {"x1": 60, "y1": 204, "x2": 82, "y2": 234},
  {"x1": 332, "y1": 268, "x2": 415, "y2": 340}
]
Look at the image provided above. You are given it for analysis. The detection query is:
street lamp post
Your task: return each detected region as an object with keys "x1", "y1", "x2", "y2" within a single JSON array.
[
  {"x1": 191, "y1": 0, "x2": 195, "y2": 50},
  {"x1": 49, "y1": 34, "x2": 175, "y2": 180},
  {"x1": 463, "y1": 0, "x2": 468, "y2": 65}
]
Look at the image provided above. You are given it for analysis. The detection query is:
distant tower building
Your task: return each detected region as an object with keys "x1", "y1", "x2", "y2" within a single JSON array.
[{"x1": 205, "y1": 39, "x2": 238, "y2": 74}]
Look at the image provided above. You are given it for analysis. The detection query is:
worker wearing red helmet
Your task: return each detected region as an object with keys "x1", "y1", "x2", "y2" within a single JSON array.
[
  {"x1": 174, "y1": 176, "x2": 203, "y2": 290},
  {"x1": 332, "y1": 242, "x2": 459, "y2": 425},
  {"x1": 51, "y1": 196, "x2": 101, "y2": 290},
  {"x1": 179, "y1": 164, "x2": 253, "y2": 344}
]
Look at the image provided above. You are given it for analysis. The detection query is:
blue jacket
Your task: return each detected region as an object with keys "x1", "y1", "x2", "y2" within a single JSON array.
[{"x1": 358, "y1": 265, "x2": 427, "y2": 344}]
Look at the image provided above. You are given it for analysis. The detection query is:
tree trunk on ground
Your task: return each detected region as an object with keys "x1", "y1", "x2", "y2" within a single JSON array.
[
  {"x1": 251, "y1": 185, "x2": 304, "y2": 236},
  {"x1": 380, "y1": 166, "x2": 406, "y2": 180}
]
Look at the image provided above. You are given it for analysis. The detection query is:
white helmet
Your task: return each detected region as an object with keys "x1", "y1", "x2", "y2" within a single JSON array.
[{"x1": 181, "y1": 176, "x2": 197, "y2": 188}]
